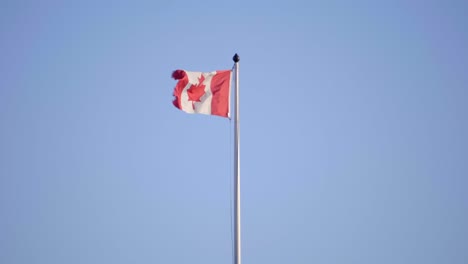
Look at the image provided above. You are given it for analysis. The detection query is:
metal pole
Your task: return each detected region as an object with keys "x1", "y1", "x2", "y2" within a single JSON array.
[{"x1": 232, "y1": 53, "x2": 241, "y2": 264}]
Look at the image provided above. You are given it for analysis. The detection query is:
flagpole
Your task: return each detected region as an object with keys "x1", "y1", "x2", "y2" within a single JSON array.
[{"x1": 233, "y1": 53, "x2": 241, "y2": 264}]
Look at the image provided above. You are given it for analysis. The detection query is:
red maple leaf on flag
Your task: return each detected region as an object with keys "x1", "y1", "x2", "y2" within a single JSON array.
[{"x1": 187, "y1": 75, "x2": 206, "y2": 109}]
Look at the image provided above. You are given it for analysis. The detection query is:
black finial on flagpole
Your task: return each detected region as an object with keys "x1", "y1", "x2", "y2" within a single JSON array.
[{"x1": 233, "y1": 53, "x2": 240, "y2": 63}]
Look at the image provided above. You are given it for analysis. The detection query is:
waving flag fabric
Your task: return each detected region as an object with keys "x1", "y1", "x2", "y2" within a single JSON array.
[{"x1": 172, "y1": 69, "x2": 232, "y2": 118}]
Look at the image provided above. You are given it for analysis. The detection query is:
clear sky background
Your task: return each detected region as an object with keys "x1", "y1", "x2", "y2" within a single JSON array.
[{"x1": 1, "y1": 1, "x2": 468, "y2": 263}]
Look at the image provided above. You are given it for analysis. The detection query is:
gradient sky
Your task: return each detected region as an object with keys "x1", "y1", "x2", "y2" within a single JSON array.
[{"x1": 1, "y1": 1, "x2": 468, "y2": 264}]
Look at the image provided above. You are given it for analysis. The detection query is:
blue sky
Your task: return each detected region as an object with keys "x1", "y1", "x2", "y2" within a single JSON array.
[{"x1": 1, "y1": 1, "x2": 468, "y2": 263}]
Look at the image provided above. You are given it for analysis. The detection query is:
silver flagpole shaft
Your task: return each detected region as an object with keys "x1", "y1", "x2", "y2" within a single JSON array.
[{"x1": 233, "y1": 53, "x2": 241, "y2": 264}]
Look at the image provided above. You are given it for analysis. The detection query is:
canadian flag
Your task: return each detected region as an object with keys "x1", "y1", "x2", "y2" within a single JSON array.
[{"x1": 172, "y1": 69, "x2": 232, "y2": 118}]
